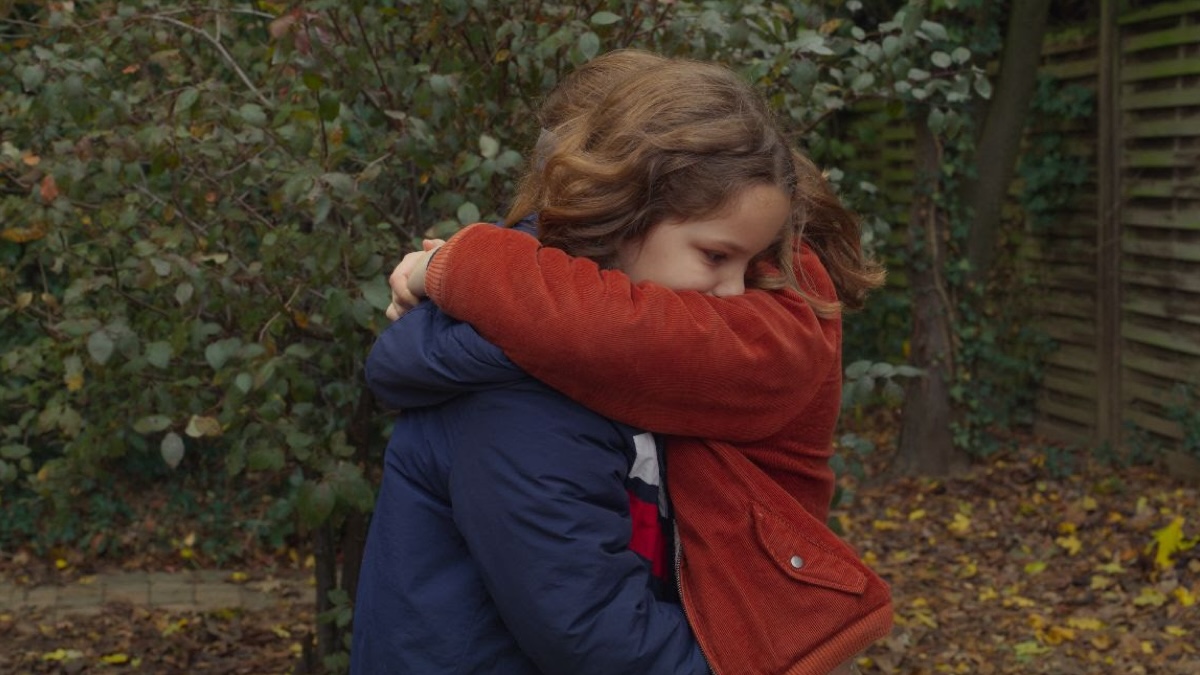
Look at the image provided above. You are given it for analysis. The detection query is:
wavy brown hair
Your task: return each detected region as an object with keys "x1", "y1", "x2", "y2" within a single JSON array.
[{"x1": 507, "y1": 51, "x2": 884, "y2": 315}]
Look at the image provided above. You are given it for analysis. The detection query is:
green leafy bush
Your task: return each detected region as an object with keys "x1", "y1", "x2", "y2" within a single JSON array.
[{"x1": 2, "y1": 0, "x2": 987, "y2": 666}]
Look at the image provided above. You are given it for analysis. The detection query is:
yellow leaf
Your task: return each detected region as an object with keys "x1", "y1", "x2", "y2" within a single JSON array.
[
  {"x1": 818, "y1": 18, "x2": 843, "y2": 35},
  {"x1": 1141, "y1": 641, "x2": 1155, "y2": 655},
  {"x1": 957, "y1": 561, "x2": 978, "y2": 579},
  {"x1": 1146, "y1": 517, "x2": 1191, "y2": 570},
  {"x1": 978, "y1": 587, "x2": 998, "y2": 602},
  {"x1": 1096, "y1": 560, "x2": 1124, "y2": 574},
  {"x1": 229, "y1": 571, "x2": 249, "y2": 584},
  {"x1": 272, "y1": 624, "x2": 292, "y2": 638},
  {"x1": 1058, "y1": 522, "x2": 1076, "y2": 534},
  {"x1": 1066, "y1": 616, "x2": 1104, "y2": 631},
  {"x1": 65, "y1": 371, "x2": 84, "y2": 392},
  {"x1": 162, "y1": 618, "x2": 188, "y2": 637},
  {"x1": 908, "y1": 509, "x2": 926, "y2": 521},
  {"x1": 1013, "y1": 640, "x2": 1050, "y2": 659},
  {"x1": 1164, "y1": 625, "x2": 1188, "y2": 637},
  {"x1": 1, "y1": 225, "x2": 48, "y2": 243},
  {"x1": 101, "y1": 653, "x2": 129, "y2": 664},
  {"x1": 1173, "y1": 587, "x2": 1195, "y2": 607},
  {"x1": 55, "y1": 558, "x2": 68, "y2": 570},
  {"x1": 872, "y1": 519, "x2": 900, "y2": 531},
  {"x1": 1090, "y1": 633, "x2": 1113, "y2": 650},
  {"x1": 1133, "y1": 587, "x2": 1167, "y2": 607},
  {"x1": 947, "y1": 513, "x2": 971, "y2": 536},
  {"x1": 1003, "y1": 595, "x2": 1036, "y2": 609},
  {"x1": 1055, "y1": 534, "x2": 1082, "y2": 556},
  {"x1": 1044, "y1": 626, "x2": 1076, "y2": 645},
  {"x1": 185, "y1": 415, "x2": 222, "y2": 438},
  {"x1": 42, "y1": 648, "x2": 83, "y2": 662},
  {"x1": 1082, "y1": 496, "x2": 1098, "y2": 511},
  {"x1": 1024, "y1": 561, "x2": 1047, "y2": 575}
]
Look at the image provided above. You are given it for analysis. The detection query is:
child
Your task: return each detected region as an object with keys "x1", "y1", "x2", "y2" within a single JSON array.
[
  {"x1": 353, "y1": 55, "x2": 803, "y2": 674},
  {"x1": 389, "y1": 50, "x2": 890, "y2": 674}
]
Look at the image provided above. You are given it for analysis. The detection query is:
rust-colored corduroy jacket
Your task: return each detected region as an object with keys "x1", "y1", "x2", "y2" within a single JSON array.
[{"x1": 424, "y1": 224, "x2": 893, "y2": 674}]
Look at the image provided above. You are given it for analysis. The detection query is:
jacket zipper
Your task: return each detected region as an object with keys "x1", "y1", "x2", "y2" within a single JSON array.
[{"x1": 674, "y1": 521, "x2": 716, "y2": 674}]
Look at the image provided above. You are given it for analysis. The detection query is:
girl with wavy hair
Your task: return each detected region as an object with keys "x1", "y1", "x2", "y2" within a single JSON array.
[{"x1": 368, "y1": 51, "x2": 889, "y2": 674}]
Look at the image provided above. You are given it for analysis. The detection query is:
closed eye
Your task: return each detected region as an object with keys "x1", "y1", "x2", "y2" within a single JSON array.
[{"x1": 702, "y1": 249, "x2": 728, "y2": 264}]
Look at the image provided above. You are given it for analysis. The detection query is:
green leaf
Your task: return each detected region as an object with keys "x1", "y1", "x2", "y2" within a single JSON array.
[
  {"x1": 134, "y1": 415, "x2": 173, "y2": 434},
  {"x1": 579, "y1": 32, "x2": 600, "y2": 60},
  {"x1": 0, "y1": 444, "x2": 32, "y2": 460},
  {"x1": 21, "y1": 64, "x2": 45, "y2": 91},
  {"x1": 176, "y1": 87, "x2": 200, "y2": 113},
  {"x1": 429, "y1": 74, "x2": 451, "y2": 96},
  {"x1": 239, "y1": 103, "x2": 268, "y2": 127},
  {"x1": 302, "y1": 72, "x2": 324, "y2": 92},
  {"x1": 868, "y1": 362, "x2": 896, "y2": 378},
  {"x1": 479, "y1": 134, "x2": 499, "y2": 160},
  {"x1": 974, "y1": 75, "x2": 993, "y2": 99},
  {"x1": 908, "y1": 68, "x2": 931, "y2": 82},
  {"x1": 590, "y1": 11, "x2": 621, "y2": 25},
  {"x1": 175, "y1": 282, "x2": 194, "y2": 306},
  {"x1": 205, "y1": 338, "x2": 243, "y2": 370},
  {"x1": 297, "y1": 481, "x2": 336, "y2": 528},
  {"x1": 931, "y1": 51, "x2": 952, "y2": 69},
  {"x1": 927, "y1": 106, "x2": 946, "y2": 134},
  {"x1": 457, "y1": 201, "x2": 481, "y2": 225},
  {"x1": 845, "y1": 360, "x2": 871, "y2": 379},
  {"x1": 359, "y1": 277, "x2": 392, "y2": 312},
  {"x1": 55, "y1": 319, "x2": 102, "y2": 337},
  {"x1": 145, "y1": 341, "x2": 173, "y2": 369},
  {"x1": 920, "y1": 20, "x2": 948, "y2": 41},
  {"x1": 161, "y1": 432, "x2": 185, "y2": 469},
  {"x1": 247, "y1": 446, "x2": 286, "y2": 472},
  {"x1": 235, "y1": 372, "x2": 253, "y2": 394},
  {"x1": 319, "y1": 93, "x2": 340, "y2": 122},
  {"x1": 951, "y1": 46, "x2": 971, "y2": 64},
  {"x1": 87, "y1": 330, "x2": 115, "y2": 365},
  {"x1": 850, "y1": 72, "x2": 875, "y2": 93},
  {"x1": 328, "y1": 461, "x2": 375, "y2": 512}
]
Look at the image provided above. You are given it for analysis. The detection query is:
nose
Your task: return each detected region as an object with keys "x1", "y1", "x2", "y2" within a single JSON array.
[{"x1": 712, "y1": 274, "x2": 746, "y2": 298}]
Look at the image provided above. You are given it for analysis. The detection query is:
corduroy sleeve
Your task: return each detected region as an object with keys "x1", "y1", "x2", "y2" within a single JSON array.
[{"x1": 424, "y1": 223, "x2": 841, "y2": 442}]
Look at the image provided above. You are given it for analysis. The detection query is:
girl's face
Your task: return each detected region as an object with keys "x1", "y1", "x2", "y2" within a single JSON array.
[{"x1": 616, "y1": 184, "x2": 790, "y2": 297}]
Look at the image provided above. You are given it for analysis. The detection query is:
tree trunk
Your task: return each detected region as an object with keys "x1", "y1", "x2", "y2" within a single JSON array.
[
  {"x1": 963, "y1": 0, "x2": 1053, "y2": 284},
  {"x1": 894, "y1": 115, "x2": 969, "y2": 477},
  {"x1": 314, "y1": 520, "x2": 339, "y2": 659}
]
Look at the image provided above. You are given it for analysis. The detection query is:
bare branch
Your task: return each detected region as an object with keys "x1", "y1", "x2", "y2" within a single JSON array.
[{"x1": 145, "y1": 14, "x2": 273, "y2": 109}]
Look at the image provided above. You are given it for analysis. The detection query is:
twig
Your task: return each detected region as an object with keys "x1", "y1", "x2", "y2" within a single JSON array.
[{"x1": 145, "y1": 14, "x2": 272, "y2": 109}]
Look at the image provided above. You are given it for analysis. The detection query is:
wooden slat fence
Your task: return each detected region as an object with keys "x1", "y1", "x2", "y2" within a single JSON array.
[
  {"x1": 840, "y1": 1, "x2": 1200, "y2": 453},
  {"x1": 1109, "y1": 0, "x2": 1200, "y2": 449}
]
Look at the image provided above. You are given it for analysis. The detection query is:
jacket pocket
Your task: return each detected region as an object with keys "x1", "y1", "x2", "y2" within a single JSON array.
[{"x1": 751, "y1": 503, "x2": 868, "y2": 595}]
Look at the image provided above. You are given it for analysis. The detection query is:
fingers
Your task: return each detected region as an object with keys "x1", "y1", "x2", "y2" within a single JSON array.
[{"x1": 383, "y1": 243, "x2": 444, "y2": 322}]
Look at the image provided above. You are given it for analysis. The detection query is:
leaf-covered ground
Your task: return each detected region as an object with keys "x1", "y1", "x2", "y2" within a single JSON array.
[
  {"x1": 0, "y1": 603, "x2": 314, "y2": 674},
  {"x1": 840, "y1": 440, "x2": 1199, "y2": 674},
  {"x1": 1, "y1": 437, "x2": 1196, "y2": 674}
]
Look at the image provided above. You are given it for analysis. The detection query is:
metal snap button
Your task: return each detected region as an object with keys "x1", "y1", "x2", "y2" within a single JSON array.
[{"x1": 789, "y1": 555, "x2": 804, "y2": 570}]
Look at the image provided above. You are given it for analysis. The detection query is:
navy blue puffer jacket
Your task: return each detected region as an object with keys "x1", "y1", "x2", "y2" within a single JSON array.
[{"x1": 350, "y1": 301, "x2": 707, "y2": 674}]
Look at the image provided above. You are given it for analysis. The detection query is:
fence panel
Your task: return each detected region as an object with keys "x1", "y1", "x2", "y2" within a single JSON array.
[{"x1": 1116, "y1": 1, "x2": 1200, "y2": 449}]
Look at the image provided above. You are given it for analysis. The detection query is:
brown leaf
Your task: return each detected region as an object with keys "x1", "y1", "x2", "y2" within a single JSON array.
[{"x1": 39, "y1": 174, "x2": 59, "y2": 202}]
